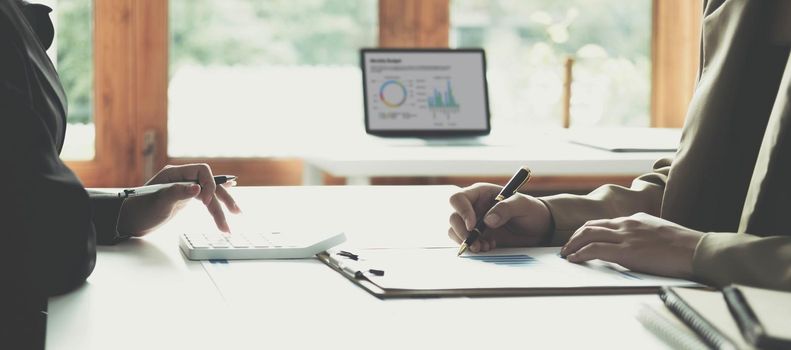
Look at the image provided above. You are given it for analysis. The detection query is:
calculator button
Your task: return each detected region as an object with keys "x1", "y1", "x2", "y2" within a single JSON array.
[
  {"x1": 189, "y1": 240, "x2": 210, "y2": 248},
  {"x1": 209, "y1": 239, "x2": 229, "y2": 248},
  {"x1": 228, "y1": 238, "x2": 250, "y2": 248}
]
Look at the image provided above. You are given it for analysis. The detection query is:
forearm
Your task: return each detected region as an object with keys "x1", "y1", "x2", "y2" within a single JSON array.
[
  {"x1": 540, "y1": 158, "x2": 671, "y2": 245},
  {"x1": 87, "y1": 190, "x2": 129, "y2": 245},
  {"x1": 693, "y1": 233, "x2": 791, "y2": 291}
]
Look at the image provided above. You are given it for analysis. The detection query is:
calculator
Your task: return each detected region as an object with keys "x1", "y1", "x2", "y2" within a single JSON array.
[{"x1": 179, "y1": 231, "x2": 346, "y2": 260}]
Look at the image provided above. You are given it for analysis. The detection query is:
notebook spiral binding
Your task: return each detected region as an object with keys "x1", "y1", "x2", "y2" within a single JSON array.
[
  {"x1": 660, "y1": 288, "x2": 737, "y2": 350},
  {"x1": 637, "y1": 305, "x2": 709, "y2": 350}
]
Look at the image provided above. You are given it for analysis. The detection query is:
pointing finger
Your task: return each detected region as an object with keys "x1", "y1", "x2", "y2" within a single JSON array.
[
  {"x1": 215, "y1": 184, "x2": 241, "y2": 214},
  {"x1": 205, "y1": 195, "x2": 230, "y2": 233}
]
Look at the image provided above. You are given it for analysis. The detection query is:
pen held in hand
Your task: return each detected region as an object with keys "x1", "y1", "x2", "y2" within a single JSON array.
[
  {"x1": 118, "y1": 175, "x2": 237, "y2": 198},
  {"x1": 457, "y1": 167, "x2": 531, "y2": 256}
]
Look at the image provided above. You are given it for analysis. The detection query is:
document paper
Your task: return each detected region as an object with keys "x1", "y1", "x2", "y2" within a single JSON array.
[{"x1": 331, "y1": 247, "x2": 698, "y2": 291}]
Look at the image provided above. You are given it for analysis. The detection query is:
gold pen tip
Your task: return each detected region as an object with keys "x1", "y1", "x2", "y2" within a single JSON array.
[{"x1": 457, "y1": 244, "x2": 468, "y2": 256}]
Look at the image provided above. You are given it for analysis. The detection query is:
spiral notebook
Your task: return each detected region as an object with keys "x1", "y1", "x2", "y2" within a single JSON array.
[
  {"x1": 637, "y1": 303, "x2": 709, "y2": 350},
  {"x1": 659, "y1": 287, "x2": 752, "y2": 350}
]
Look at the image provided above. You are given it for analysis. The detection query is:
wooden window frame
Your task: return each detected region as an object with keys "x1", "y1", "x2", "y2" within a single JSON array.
[
  {"x1": 65, "y1": 0, "x2": 167, "y2": 187},
  {"x1": 69, "y1": 0, "x2": 701, "y2": 189},
  {"x1": 651, "y1": 0, "x2": 702, "y2": 128}
]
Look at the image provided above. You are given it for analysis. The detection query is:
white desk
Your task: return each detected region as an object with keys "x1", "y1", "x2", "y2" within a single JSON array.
[
  {"x1": 48, "y1": 186, "x2": 671, "y2": 350},
  {"x1": 302, "y1": 130, "x2": 676, "y2": 185}
]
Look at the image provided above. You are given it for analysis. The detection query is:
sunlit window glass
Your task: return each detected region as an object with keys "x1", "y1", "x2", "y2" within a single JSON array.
[
  {"x1": 452, "y1": 0, "x2": 651, "y2": 129},
  {"x1": 45, "y1": 0, "x2": 95, "y2": 160},
  {"x1": 169, "y1": 0, "x2": 378, "y2": 157}
]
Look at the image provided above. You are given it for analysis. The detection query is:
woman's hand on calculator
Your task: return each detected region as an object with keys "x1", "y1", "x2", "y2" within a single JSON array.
[{"x1": 117, "y1": 164, "x2": 242, "y2": 236}]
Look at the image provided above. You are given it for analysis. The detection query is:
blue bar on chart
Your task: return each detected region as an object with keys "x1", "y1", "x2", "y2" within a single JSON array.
[{"x1": 461, "y1": 254, "x2": 537, "y2": 266}]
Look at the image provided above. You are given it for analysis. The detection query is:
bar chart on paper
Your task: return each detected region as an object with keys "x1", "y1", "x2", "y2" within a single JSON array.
[{"x1": 461, "y1": 254, "x2": 537, "y2": 266}]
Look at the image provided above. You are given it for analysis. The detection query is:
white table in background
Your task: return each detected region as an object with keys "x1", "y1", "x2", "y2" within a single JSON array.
[
  {"x1": 47, "y1": 186, "x2": 671, "y2": 350},
  {"x1": 302, "y1": 129, "x2": 676, "y2": 185}
]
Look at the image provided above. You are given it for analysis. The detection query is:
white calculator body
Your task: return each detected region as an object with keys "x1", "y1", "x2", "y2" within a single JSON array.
[{"x1": 179, "y1": 231, "x2": 346, "y2": 260}]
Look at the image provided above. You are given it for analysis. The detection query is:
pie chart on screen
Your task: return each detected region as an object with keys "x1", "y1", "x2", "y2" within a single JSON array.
[{"x1": 379, "y1": 80, "x2": 407, "y2": 107}]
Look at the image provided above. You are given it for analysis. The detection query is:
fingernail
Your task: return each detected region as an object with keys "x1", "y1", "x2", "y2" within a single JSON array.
[
  {"x1": 189, "y1": 184, "x2": 200, "y2": 194},
  {"x1": 234, "y1": 204, "x2": 243, "y2": 213},
  {"x1": 484, "y1": 213, "x2": 500, "y2": 226}
]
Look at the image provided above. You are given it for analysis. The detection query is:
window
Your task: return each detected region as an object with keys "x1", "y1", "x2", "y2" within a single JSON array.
[
  {"x1": 451, "y1": 0, "x2": 652, "y2": 128},
  {"x1": 45, "y1": 0, "x2": 95, "y2": 160},
  {"x1": 168, "y1": 0, "x2": 378, "y2": 157},
  {"x1": 45, "y1": 0, "x2": 699, "y2": 187}
]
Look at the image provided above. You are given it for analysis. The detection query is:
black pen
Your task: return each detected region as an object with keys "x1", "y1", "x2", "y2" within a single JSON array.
[
  {"x1": 119, "y1": 175, "x2": 237, "y2": 198},
  {"x1": 211, "y1": 175, "x2": 237, "y2": 185},
  {"x1": 457, "y1": 167, "x2": 531, "y2": 256}
]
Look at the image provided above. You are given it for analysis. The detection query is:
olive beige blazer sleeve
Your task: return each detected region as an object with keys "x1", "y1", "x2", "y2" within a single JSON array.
[
  {"x1": 694, "y1": 234, "x2": 791, "y2": 291},
  {"x1": 694, "y1": 32, "x2": 791, "y2": 291},
  {"x1": 684, "y1": 0, "x2": 791, "y2": 291},
  {"x1": 539, "y1": 158, "x2": 671, "y2": 246},
  {"x1": 540, "y1": 156, "x2": 791, "y2": 291},
  {"x1": 540, "y1": 0, "x2": 791, "y2": 292}
]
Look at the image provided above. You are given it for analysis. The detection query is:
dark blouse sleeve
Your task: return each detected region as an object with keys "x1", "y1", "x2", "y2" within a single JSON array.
[
  {"x1": 1, "y1": 90, "x2": 97, "y2": 296},
  {"x1": 0, "y1": 15, "x2": 108, "y2": 297},
  {"x1": 87, "y1": 191, "x2": 130, "y2": 245}
]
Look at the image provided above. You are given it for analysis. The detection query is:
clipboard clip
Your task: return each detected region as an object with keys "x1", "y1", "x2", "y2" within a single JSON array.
[
  {"x1": 333, "y1": 251, "x2": 385, "y2": 277},
  {"x1": 337, "y1": 250, "x2": 359, "y2": 260}
]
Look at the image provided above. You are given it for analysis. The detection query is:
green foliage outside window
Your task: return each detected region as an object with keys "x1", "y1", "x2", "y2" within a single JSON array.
[
  {"x1": 452, "y1": 0, "x2": 651, "y2": 126},
  {"x1": 55, "y1": 0, "x2": 377, "y2": 125},
  {"x1": 170, "y1": 0, "x2": 377, "y2": 69},
  {"x1": 56, "y1": 0, "x2": 649, "y2": 127},
  {"x1": 56, "y1": 0, "x2": 92, "y2": 124}
]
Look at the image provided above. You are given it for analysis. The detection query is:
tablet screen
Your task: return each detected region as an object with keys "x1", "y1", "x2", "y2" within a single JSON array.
[{"x1": 362, "y1": 49, "x2": 490, "y2": 136}]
